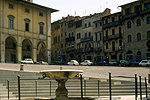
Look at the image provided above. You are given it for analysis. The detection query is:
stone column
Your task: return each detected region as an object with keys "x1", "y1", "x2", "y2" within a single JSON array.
[
  {"x1": 33, "y1": 46, "x2": 37, "y2": 63},
  {"x1": 1, "y1": 41, "x2": 5, "y2": 63},
  {"x1": 17, "y1": 44, "x2": 22, "y2": 63},
  {"x1": 46, "y1": 10, "x2": 51, "y2": 64}
]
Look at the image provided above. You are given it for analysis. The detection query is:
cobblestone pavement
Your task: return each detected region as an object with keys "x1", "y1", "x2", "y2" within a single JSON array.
[{"x1": 0, "y1": 63, "x2": 149, "y2": 81}]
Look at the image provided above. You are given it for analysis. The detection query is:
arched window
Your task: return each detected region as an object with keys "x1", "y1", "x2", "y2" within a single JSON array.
[
  {"x1": 128, "y1": 35, "x2": 131, "y2": 42},
  {"x1": 147, "y1": 16, "x2": 150, "y2": 24},
  {"x1": 127, "y1": 21, "x2": 131, "y2": 28},
  {"x1": 24, "y1": 18, "x2": 31, "y2": 31},
  {"x1": 147, "y1": 31, "x2": 150, "y2": 39},
  {"x1": 137, "y1": 19, "x2": 141, "y2": 26},
  {"x1": 79, "y1": 33, "x2": 80, "y2": 38},
  {"x1": 137, "y1": 33, "x2": 141, "y2": 41}
]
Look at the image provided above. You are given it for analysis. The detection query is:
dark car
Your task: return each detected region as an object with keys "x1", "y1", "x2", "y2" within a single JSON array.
[
  {"x1": 129, "y1": 60, "x2": 140, "y2": 66},
  {"x1": 119, "y1": 60, "x2": 130, "y2": 66},
  {"x1": 97, "y1": 60, "x2": 109, "y2": 66}
]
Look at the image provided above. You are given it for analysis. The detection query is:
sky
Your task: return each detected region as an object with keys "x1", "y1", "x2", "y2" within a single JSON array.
[{"x1": 34, "y1": 0, "x2": 136, "y2": 22}]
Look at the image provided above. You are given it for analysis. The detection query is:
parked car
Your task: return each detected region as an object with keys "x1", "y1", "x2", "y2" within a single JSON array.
[
  {"x1": 139, "y1": 60, "x2": 149, "y2": 66},
  {"x1": 21, "y1": 58, "x2": 34, "y2": 64},
  {"x1": 109, "y1": 59, "x2": 119, "y2": 66},
  {"x1": 119, "y1": 60, "x2": 130, "y2": 66},
  {"x1": 129, "y1": 60, "x2": 140, "y2": 66},
  {"x1": 80, "y1": 60, "x2": 93, "y2": 66},
  {"x1": 67, "y1": 60, "x2": 79, "y2": 65},
  {"x1": 97, "y1": 60, "x2": 109, "y2": 66},
  {"x1": 40, "y1": 61, "x2": 48, "y2": 65}
]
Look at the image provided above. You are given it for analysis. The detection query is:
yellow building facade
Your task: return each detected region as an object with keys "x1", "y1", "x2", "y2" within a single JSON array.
[{"x1": 0, "y1": 0, "x2": 57, "y2": 63}]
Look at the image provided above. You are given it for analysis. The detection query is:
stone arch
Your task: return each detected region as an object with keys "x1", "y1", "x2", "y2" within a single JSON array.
[
  {"x1": 136, "y1": 51, "x2": 142, "y2": 61},
  {"x1": 22, "y1": 39, "x2": 33, "y2": 60},
  {"x1": 37, "y1": 41, "x2": 46, "y2": 62},
  {"x1": 126, "y1": 50, "x2": 133, "y2": 60},
  {"x1": 5, "y1": 36, "x2": 17, "y2": 63}
]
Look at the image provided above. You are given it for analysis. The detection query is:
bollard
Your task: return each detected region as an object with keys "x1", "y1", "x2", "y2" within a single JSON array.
[{"x1": 20, "y1": 64, "x2": 24, "y2": 71}]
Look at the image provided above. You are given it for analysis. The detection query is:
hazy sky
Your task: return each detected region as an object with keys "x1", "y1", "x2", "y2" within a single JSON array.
[{"x1": 34, "y1": 0, "x2": 136, "y2": 22}]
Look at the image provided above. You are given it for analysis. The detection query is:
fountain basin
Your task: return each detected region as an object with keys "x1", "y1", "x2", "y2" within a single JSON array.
[{"x1": 40, "y1": 69, "x2": 83, "y2": 79}]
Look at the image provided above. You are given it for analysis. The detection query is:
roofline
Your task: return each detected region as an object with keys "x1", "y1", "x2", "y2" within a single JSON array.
[
  {"x1": 119, "y1": 0, "x2": 142, "y2": 8},
  {"x1": 17, "y1": 0, "x2": 59, "y2": 13},
  {"x1": 102, "y1": 12, "x2": 121, "y2": 19}
]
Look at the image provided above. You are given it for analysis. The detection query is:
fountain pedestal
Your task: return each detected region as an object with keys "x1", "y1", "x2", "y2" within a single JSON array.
[{"x1": 55, "y1": 79, "x2": 69, "y2": 100}]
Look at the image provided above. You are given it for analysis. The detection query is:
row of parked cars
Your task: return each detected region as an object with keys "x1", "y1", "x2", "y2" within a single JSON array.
[{"x1": 67, "y1": 59, "x2": 150, "y2": 67}]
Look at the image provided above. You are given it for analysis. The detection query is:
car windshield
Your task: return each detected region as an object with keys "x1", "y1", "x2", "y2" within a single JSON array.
[{"x1": 141, "y1": 61, "x2": 148, "y2": 63}]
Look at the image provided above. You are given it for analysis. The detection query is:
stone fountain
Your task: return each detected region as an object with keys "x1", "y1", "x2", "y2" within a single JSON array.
[{"x1": 40, "y1": 67, "x2": 83, "y2": 100}]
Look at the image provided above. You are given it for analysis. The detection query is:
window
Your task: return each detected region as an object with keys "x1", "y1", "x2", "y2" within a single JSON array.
[
  {"x1": 72, "y1": 32, "x2": 73, "y2": 37},
  {"x1": 112, "y1": 29, "x2": 115, "y2": 35},
  {"x1": 79, "y1": 33, "x2": 81, "y2": 38},
  {"x1": 39, "y1": 12, "x2": 43, "y2": 16},
  {"x1": 95, "y1": 23, "x2": 97, "y2": 28},
  {"x1": 85, "y1": 23, "x2": 87, "y2": 28},
  {"x1": 106, "y1": 31, "x2": 108, "y2": 37},
  {"x1": 88, "y1": 22, "x2": 91, "y2": 27},
  {"x1": 106, "y1": 43, "x2": 108, "y2": 49},
  {"x1": 89, "y1": 43, "x2": 91, "y2": 48},
  {"x1": 24, "y1": 18, "x2": 30, "y2": 31},
  {"x1": 9, "y1": 4, "x2": 14, "y2": 9},
  {"x1": 127, "y1": 21, "x2": 131, "y2": 28},
  {"x1": 112, "y1": 17, "x2": 114, "y2": 22},
  {"x1": 134, "y1": 5, "x2": 141, "y2": 13},
  {"x1": 8, "y1": 15, "x2": 15, "y2": 29},
  {"x1": 65, "y1": 32, "x2": 66, "y2": 36},
  {"x1": 39, "y1": 22, "x2": 44, "y2": 34},
  {"x1": 61, "y1": 33, "x2": 63, "y2": 37},
  {"x1": 95, "y1": 33, "x2": 97, "y2": 41},
  {"x1": 137, "y1": 19, "x2": 141, "y2": 26},
  {"x1": 105, "y1": 19, "x2": 108, "y2": 24},
  {"x1": 125, "y1": 8, "x2": 131, "y2": 15},
  {"x1": 119, "y1": 40, "x2": 122, "y2": 46},
  {"x1": 25, "y1": 23, "x2": 29, "y2": 31},
  {"x1": 25, "y1": 8, "x2": 30, "y2": 13},
  {"x1": 144, "y1": 2, "x2": 150, "y2": 10},
  {"x1": 9, "y1": 19, "x2": 13, "y2": 29},
  {"x1": 137, "y1": 33, "x2": 141, "y2": 41},
  {"x1": 128, "y1": 35, "x2": 131, "y2": 42},
  {"x1": 69, "y1": 33, "x2": 71, "y2": 37},
  {"x1": 147, "y1": 16, "x2": 150, "y2": 24},
  {"x1": 89, "y1": 32, "x2": 91, "y2": 37},
  {"x1": 85, "y1": 33, "x2": 87, "y2": 37},
  {"x1": 147, "y1": 31, "x2": 150, "y2": 39},
  {"x1": 100, "y1": 22, "x2": 102, "y2": 26}
]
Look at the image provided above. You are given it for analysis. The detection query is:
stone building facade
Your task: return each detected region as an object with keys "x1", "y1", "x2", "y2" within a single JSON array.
[
  {"x1": 0, "y1": 0, "x2": 57, "y2": 63},
  {"x1": 120, "y1": 0, "x2": 150, "y2": 61},
  {"x1": 102, "y1": 12, "x2": 123, "y2": 61}
]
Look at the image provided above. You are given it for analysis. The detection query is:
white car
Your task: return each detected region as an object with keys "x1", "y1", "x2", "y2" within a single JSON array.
[
  {"x1": 21, "y1": 58, "x2": 34, "y2": 64},
  {"x1": 80, "y1": 60, "x2": 93, "y2": 66},
  {"x1": 67, "y1": 60, "x2": 79, "y2": 65},
  {"x1": 139, "y1": 60, "x2": 150, "y2": 66}
]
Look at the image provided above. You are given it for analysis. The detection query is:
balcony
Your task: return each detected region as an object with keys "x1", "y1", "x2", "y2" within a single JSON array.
[
  {"x1": 122, "y1": 8, "x2": 150, "y2": 20},
  {"x1": 104, "y1": 46, "x2": 123, "y2": 53},
  {"x1": 93, "y1": 47, "x2": 102, "y2": 52},
  {"x1": 65, "y1": 46, "x2": 75, "y2": 52},
  {"x1": 65, "y1": 37, "x2": 75, "y2": 42},
  {"x1": 83, "y1": 48, "x2": 93, "y2": 52},
  {"x1": 103, "y1": 20, "x2": 121, "y2": 29},
  {"x1": 75, "y1": 48, "x2": 83, "y2": 53},
  {"x1": 103, "y1": 33, "x2": 122, "y2": 42},
  {"x1": 81, "y1": 36, "x2": 93, "y2": 43}
]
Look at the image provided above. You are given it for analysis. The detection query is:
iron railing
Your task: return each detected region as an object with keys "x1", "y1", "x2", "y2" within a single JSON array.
[{"x1": 5, "y1": 73, "x2": 149, "y2": 100}]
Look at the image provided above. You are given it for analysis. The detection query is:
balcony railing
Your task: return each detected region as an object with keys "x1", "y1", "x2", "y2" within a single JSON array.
[
  {"x1": 103, "y1": 20, "x2": 121, "y2": 29},
  {"x1": 65, "y1": 46, "x2": 75, "y2": 52},
  {"x1": 122, "y1": 8, "x2": 150, "y2": 20},
  {"x1": 103, "y1": 33, "x2": 122, "y2": 42},
  {"x1": 93, "y1": 47, "x2": 102, "y2": 52},
  {"x1": 82, "y1": 48, "x2": 93, "y2": 52},
  {"x1": 104, "y1": 46, "x2": 122, "y2": 53},
  {"x1": 81, "y1": 36, "x2": 93, "y2": 43},
  {"x1": 65, "y1": 37, "x2": 75, "y2": 42}
]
